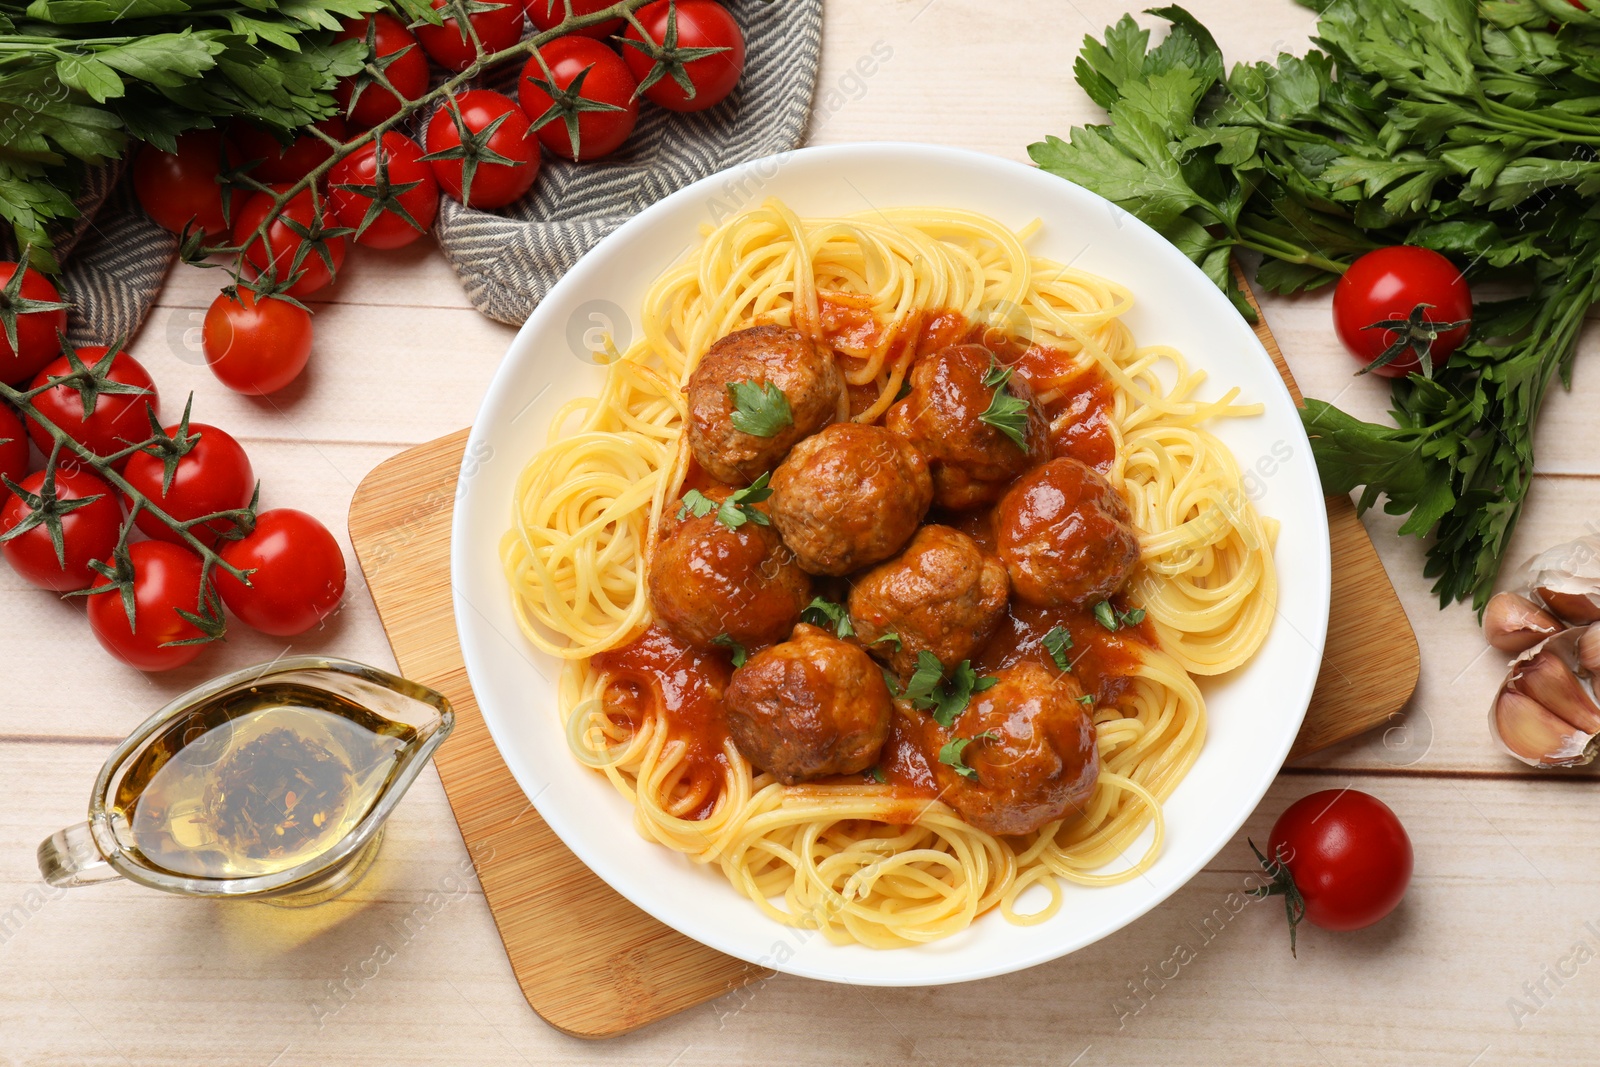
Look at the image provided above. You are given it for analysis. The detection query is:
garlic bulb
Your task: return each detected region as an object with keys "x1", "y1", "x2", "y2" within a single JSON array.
[
  {"x1": 1520, "y1": 534, "x2": 1600, "y2": 625},
  {"x1": 1484, "y1": 591, "x2": 1563, "y2": 653},
  {"x1": 1490, "y1": 625, "x2": 1600, "y2": 768}
]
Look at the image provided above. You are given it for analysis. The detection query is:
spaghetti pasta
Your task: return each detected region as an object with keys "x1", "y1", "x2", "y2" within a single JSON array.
[{"x1": 501, "y1": 199, "x2": 1276, "y2": 948}]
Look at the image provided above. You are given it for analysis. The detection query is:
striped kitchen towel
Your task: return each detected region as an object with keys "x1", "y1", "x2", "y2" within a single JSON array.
[
  {"x1": 438, "y1": 0, "x2": 823, "y2": 324},
  {"x1": 40, "y1": 0, "x2": 822, "y2": 344}
]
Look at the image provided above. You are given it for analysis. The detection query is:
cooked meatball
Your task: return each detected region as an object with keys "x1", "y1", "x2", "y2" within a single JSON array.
[
  {"x1": 884, "y1": 343, "x2": 1049, "y2": 509},
  {"x1": 848, "y1": 525, "x2": 1009, "y2": 678},
  {"x1": 924, "y1": 661, "x2": 1099, "y2": 836},
  {"x1": 769, "y1": 423, "x2": 933, "y2": 576},
  {"x1": 724, "y1": 623, "x2": 893, "y2": 784},
  {"x1": 686, "y1": 325, "x2": 844, "y2": 484},
  {"x1": 648, "y1": 509, "x2": 812, "y2": 650},
  {"x1": 996, "y1": 457, "x2": 1140, "y2": 608}
]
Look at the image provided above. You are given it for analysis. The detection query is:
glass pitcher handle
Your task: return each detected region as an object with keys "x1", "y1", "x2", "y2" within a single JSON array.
[{"x1": 38, "y1": 822, "x2": 120, "y2": 887}]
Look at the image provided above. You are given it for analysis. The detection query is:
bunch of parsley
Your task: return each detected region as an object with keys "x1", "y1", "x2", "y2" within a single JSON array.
[
  {"x1": 0, "y1": 0, "x2": 439, "y2": 268},
  {"x1": 1030, "y1": 0, "x2": 1600, "y2": 612}
]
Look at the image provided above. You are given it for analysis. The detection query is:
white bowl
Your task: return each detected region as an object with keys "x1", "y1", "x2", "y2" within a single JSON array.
[{"x1": 452, "y1": 143, "x2": 1331, "y2": 986}]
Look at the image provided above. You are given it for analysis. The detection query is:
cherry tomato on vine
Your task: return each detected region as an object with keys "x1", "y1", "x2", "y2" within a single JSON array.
[
  {"x1": 1254, "y1": 789, "x2": 1413, "y2": 954},
  {"x1": 0, "y1": 467, "x2": 122, "y2": 592},
  {"x1": 334, "y1": 14, "x2": 431, "y2": 129},
  {"x1": 203, "y1": 289, "x2": 314, "y2": 396},
  {"x1": 520, "y1": 37, "x2": 640, "y2": 162},
  {"x1": 25, "y1": 346, "x2": 159, "y2": 471},
  {"x1": 233, "y1": 188, "x2": 348, "y2": 298},
  {"x1": 328, "y1": 132, "x2": 440, "y2": 249},
  {"x1": 416, "y1": 0, "x2": 525, "y2": 72},
  {"x1": 0, "y1": 261, "x2": 68, "y2": 386},
  {"x1": 132, "y1": 131, "x2": 244, "y2": 239},
  {"x1": 423, "y1": 90, "x2": 540, "y2": 208},
  {"x1": 1333, "y1": 246, "x2": 1472, "y2": 379},
  {"x1": 216, "y1": 509, "x2": 346, "y2": 636},
  {"x1": 0, "y1": 401, "x2": 27, "y2": 504},
  {"x1": 621, "y1": 0, "x2": 745, "y2": 113},
  {"x1": 523, "y1": 0, "x2": 622, "y2": 38},
  {"x1": 122, "y1": 423, "x2": 255, "y2": 548},
  {"x1": 86, "y1": 540, "x2": 210, "y2": 672},
  {"x1": 229, "y1": 117, "x2": 348, "y2": 185}
]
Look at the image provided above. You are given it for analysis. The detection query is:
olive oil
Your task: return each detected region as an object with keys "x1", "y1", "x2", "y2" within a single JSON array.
[{"x1": 110, "y1": 682, "x2": 416, "y2": 879}]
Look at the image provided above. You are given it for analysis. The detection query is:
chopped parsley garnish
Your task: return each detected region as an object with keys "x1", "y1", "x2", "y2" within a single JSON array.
[
  {"x1": 711, "y1": 633, "x2": 748, "y2": 667},
  {"x1": 1094, "y1": 601, "x2": 1147, "y2": 632},
  {"x1": 870, "y1": 632, "x2": 902, "y2": 652},
  {"x1": 727, "y1": 380, "x2": 793, "y2": 438},
  {"x1": 902, "y1": 650, "x2": 998, "y2": 728},
  {"x1": 1078, "y1": 693, "x2": 1095, "y2": 707},
  {"x1": 978, "y1": 356, "x2": 1031, "y2": 449},
  {"x1": 678, "y1": 473, "x2": 774, "y2": 530},
  {"x1": 1041, "y1": 625, "x2": 1074, "y2": 671},
  {"x1": 800, "y1": 596, "x2": 855, "y2": 639},
  {"x1": 867, "y1": 765, "x2": 887, "y2": 784},
  {"x1": 881, "y1": 668, "x2": 902, "y2": 698},
  {"x1": 938, "y1": 731, "x2": 999, "y2": 781},
  {"x1": 677, "y1": 489, "x2": 717, "y2": 520}
]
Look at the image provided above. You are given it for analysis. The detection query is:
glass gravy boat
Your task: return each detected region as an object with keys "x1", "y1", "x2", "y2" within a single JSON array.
[{"x1": 39, "y1": 657, "x2": 452, "y2": 906}]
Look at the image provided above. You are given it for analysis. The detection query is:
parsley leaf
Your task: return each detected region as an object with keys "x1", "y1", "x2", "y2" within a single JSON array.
[
  {"x1": 867, "y1": 765, "x2": 887, "y2": 784},
  {"x1": 981, "y1": 357, "x2": 1014, "y2": 389},
  {"x1": 713, "y1": 473, "x2": 773, "y2": 530},
  {"x1": 726, "y1": 380, "x2": 793, "y2": 438},
  {"x1": 979, "y1": 376, "x2": 1031, "y2": 450},
  {"x1": 800, "y1": 596, "x2": 855, "y2": 639},
  {"x1": 711, "y1": 633, "x2": 747, "y2": 667},
  {"x1": 677, "y1": 489, "x2": 718, "y2": 521},
  {"x1": 900, "y1": 652, "x2": 998, "y2": 728},
  {"x1": 1094, "y1": 602, "x2": 1147, "y2": 631},
  {"x1": 1042, "y1": 625, "x2": 1074, "y2": 671},
  {"x1": 902, "y1": 650, "x2": 944, "y2": 706},
  {"x1": 870, "y1": 632, "x2": 902, "y2": 652},
  {"x1": 938, "y1": 731, "x2": 999, "y2": 781},
  {"x1": 1078, "y1": 693, "x2": 1094, "y2": 707}
]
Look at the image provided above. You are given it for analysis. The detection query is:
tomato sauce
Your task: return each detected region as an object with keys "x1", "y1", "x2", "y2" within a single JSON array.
[
  {"x1": 592, "y1": 625, "x2": 734, "y2": 820},
  {"x1": 970, "y1": 599, "x2": 1151, "y2": 709}
]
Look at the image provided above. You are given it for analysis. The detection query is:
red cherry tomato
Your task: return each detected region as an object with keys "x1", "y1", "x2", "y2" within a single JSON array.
[
  {"x1": 1333, "y1": 246, "x2": 1472, "y2": 378},
  {"x1": 523, "y1": 0, "x2": 623, "y2": 38},
  {"x1": 25, "y1": 346, "x2": 159, "y2": 471},
  {"x1": 86, "y1": 540, "x2": 209, "y2": 672},
  {"x1": 416, "y1": 0, "x2": 525, "y2": 72},
  {"x1": 233, "y1": 188, "x2": 348, "y2": 298},
  {"x1": 423, "y1": 90, "x2": 540, "y2": 208},
  {"x1": 229, "y1": 117, "x2": 348, "y2": 184},
  {"x1": 520, "y1": 37, "x2": 640, "y2": 162},
  {"x1": 0, "y1": 261, "x2": 68, "y2": 386},
  {"x1": 1257, "y1": 789, "x2": 1413, "y2": 950},
  {"x1": 0, "y1": 401, "x2": 27, "y2": 504},
  {"x1": 328, "y1": 132, "x2": 440, "y2": 249},
  {"x1": 0, "y1": 467, "x2": 122, "y2": 592},
  {"x1": 334, "y1": 14, "x2": 430, "y2": 128},
  {"x1": 621, "y1": 0, "x2": 745, "y2": 113},
  {"x1": 121, "y1": 423, "x2": 255, "y2": 548},
  {"x1": 132, "y1": 131, "x2": 244, "y2": 238},
  {"x1": 203, "y1": 289, "x2": 314, "y2": 396},
  {"x1": 216, "y1": 508, "x2": 346, "y2": 636}
]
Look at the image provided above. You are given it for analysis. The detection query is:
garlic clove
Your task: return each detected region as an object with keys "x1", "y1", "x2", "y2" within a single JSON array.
[
  {"x1": 1492, "y1": 690, "x2": 1599, "y2": 767},
  {"x1": 1534, "y1": 586, "x2": 1600, "y2": 626},
  {"x1": 1578, "y1": 625, "x2": 1600, "y2": 674},
  {"x1": 1511, "y1": 648, "x2": 1600, "y2": 733},
  {"x1": 1484, "y1": 591, "x2": 1564, "y2": 653}
]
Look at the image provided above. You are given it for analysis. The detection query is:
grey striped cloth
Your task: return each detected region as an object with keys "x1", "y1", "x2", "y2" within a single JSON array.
[
  {"x1": 439, "y1": 0, "x2": 822, "y2": 324},
  {"x1": 44, "y1": 0, "x2": 822, "y2": 343}
]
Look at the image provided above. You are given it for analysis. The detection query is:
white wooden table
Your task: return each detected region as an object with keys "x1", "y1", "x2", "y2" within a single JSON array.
[{"x1": 6, "y1": 2, "x2": 1600, "y2": 1063}]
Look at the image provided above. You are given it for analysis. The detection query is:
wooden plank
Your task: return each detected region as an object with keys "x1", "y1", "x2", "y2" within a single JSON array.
[{"x1": 348, "y1": 429, "x2": 768, "y2": 1039}]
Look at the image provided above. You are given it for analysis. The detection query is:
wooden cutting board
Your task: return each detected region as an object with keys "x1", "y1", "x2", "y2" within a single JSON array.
[{"x1": 346, "y1": 292, "x2": 1419, "y2": 1038}]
